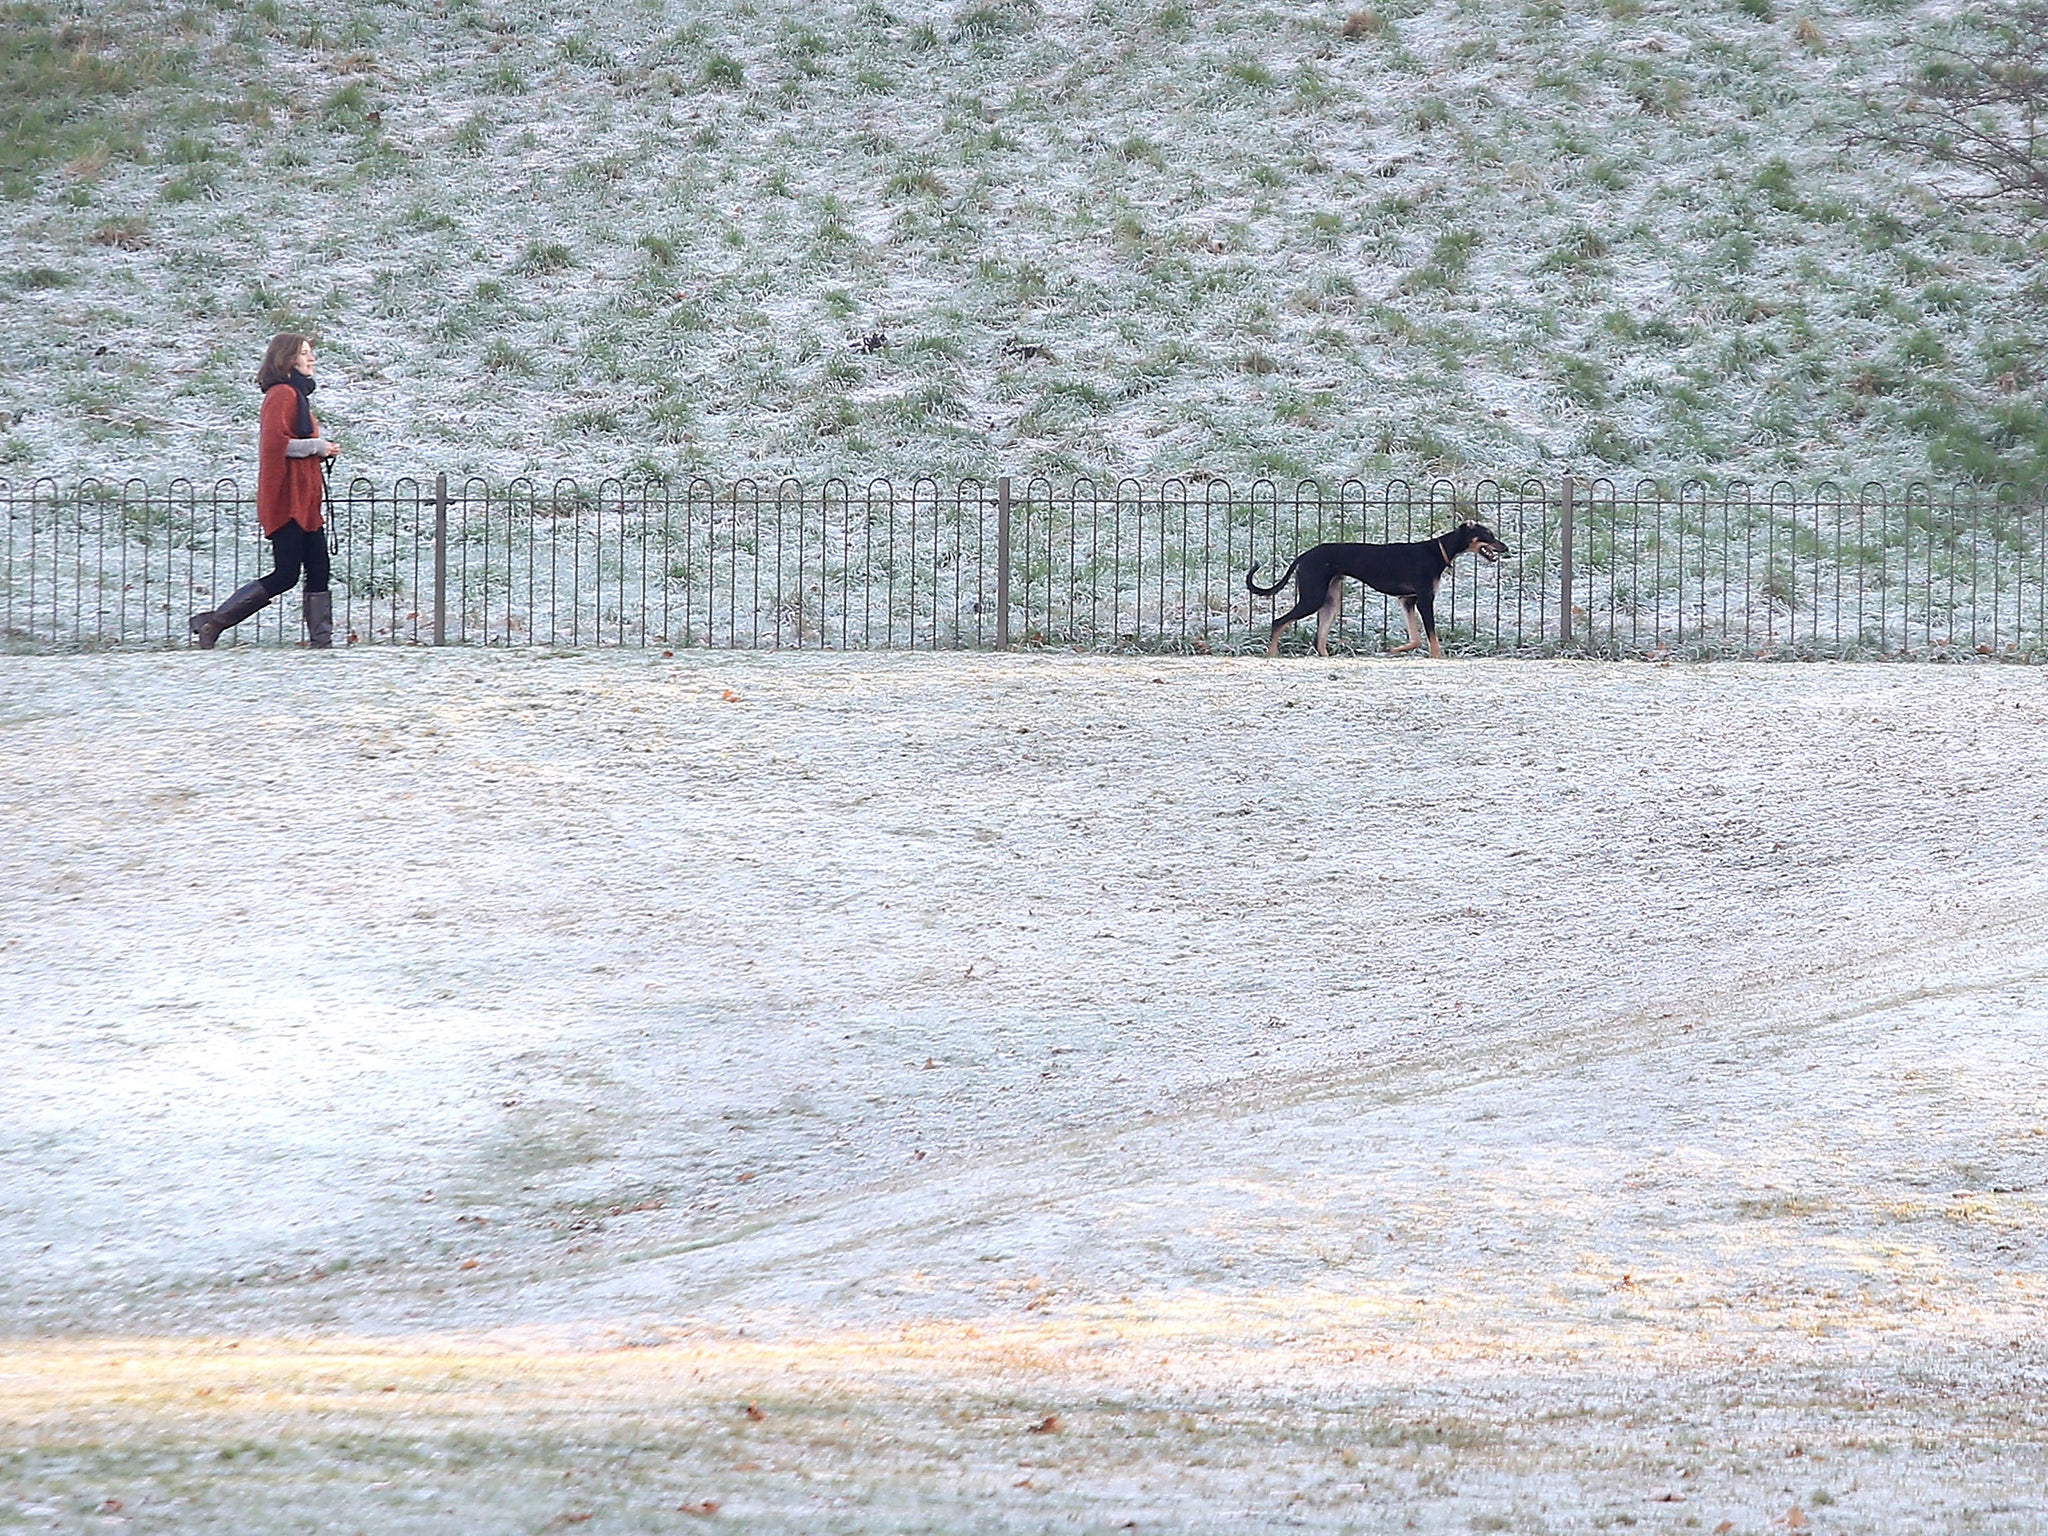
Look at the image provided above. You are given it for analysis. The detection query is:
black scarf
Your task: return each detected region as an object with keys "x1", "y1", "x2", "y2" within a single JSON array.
[{"x1": 286, "y1": 369, "x2": 317, "y2": 438}]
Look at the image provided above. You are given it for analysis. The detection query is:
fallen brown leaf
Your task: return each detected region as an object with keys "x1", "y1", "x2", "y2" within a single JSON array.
[
  {"x1": 744, "y1": 1403, "x2": 765, "y2": 1421},
  {"x1": 720, "y1": 689, "x2": 741, "y2": 702},
  {"x1": 1786, "y1": 1508, "x2": 1810, "y2": 1530},
  {"x1": 1029, "y1": 1414, "x2": 1061, "y2": 1434},
  {"x1": 1714, "y1": 1523, "x2": 1733, "y2": 1535},
  {"x1": 679, "y1": 1499, "x2": 720, "y2": 1516}
]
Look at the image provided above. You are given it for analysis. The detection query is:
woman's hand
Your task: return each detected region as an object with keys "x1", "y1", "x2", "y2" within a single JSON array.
[{"x1": 324, "y1": 441, "x2": 342, "y2": 459}]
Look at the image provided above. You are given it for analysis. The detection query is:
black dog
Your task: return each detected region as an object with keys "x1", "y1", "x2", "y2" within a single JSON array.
[{"x1": 1246, "y1": 521, "x2": 1511, "y2": 658}]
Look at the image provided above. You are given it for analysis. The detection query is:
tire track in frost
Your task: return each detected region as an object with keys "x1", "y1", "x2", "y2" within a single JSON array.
[{"x1": 474, "y1": 893, "x2": 2048, "y2": 1322}]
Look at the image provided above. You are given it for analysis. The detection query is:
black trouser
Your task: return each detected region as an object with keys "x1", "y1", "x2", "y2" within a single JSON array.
[{"x1": 260, "y1": 521, "x2": 331, "y2": 597}]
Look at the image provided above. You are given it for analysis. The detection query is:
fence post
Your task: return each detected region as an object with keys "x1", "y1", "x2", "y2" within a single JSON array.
[
  {"x1": 996, "y1": 475, "x2": 1012, "y2": 650},
  {"x1": 433, "y1": 471, "x2": 448, "y2": 647},
  {"x1": 1559, "y1": 473, "x2": 1576, "y2": 650}
]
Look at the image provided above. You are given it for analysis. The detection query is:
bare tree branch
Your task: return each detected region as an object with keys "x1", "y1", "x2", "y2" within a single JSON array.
[{"x1": 1858, "y1": 4, "x2": 2048, "y2": 211}]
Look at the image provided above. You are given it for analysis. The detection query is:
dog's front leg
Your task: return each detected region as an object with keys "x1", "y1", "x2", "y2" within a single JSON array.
[{"x1": 1388, "y1": 598, "x2": 1424, "y2": 654}]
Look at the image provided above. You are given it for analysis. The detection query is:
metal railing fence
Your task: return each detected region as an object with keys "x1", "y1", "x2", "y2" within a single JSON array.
[{"x1": 3, "y1": 474, "x2": 2044, "y2": 659}]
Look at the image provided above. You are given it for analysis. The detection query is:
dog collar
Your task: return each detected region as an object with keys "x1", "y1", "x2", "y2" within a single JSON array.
[{"x1": 1436, "y1": 538, "x2": 1449, "y2": 563}]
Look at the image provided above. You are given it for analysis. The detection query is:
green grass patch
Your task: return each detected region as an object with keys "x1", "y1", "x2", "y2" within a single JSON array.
[
  {"x1": 958, "y1": 0, "x2": 1040, "y2": 37},
  {"x1": 1538, "y1": 228, "x2": 1611, "y2": 279},
  {"x1": 322, "y1": 81, "x2": 379, "y2": 132},
  {"x1": 0, "y1": 2, "x2": 189, "y2": 197},
  {"x1": 563, "y1": 404, "x2": 625, "y2": 435},
  {"x1": 513, "y1": 240, "x2": 573, "y2": 276},
  {"x1": 483, "y1": 60, "x2": 529, "y2": 95},
  {"x1": 1897, "y1": 328, "x2": 1947, "y2": 368},
  {"x1": 1403, "y1": 229, "x2": 1478, "y2": 293},
  {"x1": 1557, "y1": 356, "x2": 1610, "y2": 407},
  {"x1": 1412, "y1": 96, "x2": 1451, "y2": 132},
  {"x1": 160, "y1": 167, "x2": 220, "y2": 202},
  {"x1": 887, "y1": 165, "x2": 949, "y2": 199},
  {"x1": 451, "y1": 113, "x2": 491, "y2": 155},
  {"x1": 481, "y1": 341, "x2": 535, "y2": 375},
  {"x1": 1752, "y1": 156, "x2": 1799, "y2": 212}
]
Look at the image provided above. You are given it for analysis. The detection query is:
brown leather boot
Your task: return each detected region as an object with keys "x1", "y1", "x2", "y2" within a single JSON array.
[
  {"x1": 303, "y1": 590, "x2": 334, "y2": 649},
  {"x1": 188, "y1": 579, "x2": 272, "y2": 649}
]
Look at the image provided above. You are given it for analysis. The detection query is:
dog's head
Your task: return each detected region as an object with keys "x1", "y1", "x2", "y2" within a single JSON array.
[{"x1": 1453, "y1": 520, "x2": 1511, "y2": 563}]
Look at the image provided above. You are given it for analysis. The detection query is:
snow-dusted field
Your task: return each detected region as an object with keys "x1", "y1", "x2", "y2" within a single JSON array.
[
  {"x1": 3, "y1": 650, "x2": 2046, "y2": 1533},
  {"x1": 5, "y1": 0, "x2": 2045, "y2": 488}
]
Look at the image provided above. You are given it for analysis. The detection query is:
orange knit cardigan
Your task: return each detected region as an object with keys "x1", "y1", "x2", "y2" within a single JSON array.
[{"x1": 255, "y1": 383, "x2": 325, "y2": 536}]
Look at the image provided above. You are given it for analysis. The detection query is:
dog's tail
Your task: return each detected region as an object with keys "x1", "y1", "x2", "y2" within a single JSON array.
[{"x1": 1245, "y1": 554, "x2": 1302, "y2": 598}]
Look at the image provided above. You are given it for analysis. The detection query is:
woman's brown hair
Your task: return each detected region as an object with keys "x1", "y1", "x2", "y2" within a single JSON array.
[{"x1": 256, "y1": 332, "x2": 310, "y2": 391}]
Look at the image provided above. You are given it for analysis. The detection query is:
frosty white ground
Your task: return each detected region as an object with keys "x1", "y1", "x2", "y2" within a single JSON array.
[{"x1": 2, "y1": 650, "x2": 2046, "y2": 1534}]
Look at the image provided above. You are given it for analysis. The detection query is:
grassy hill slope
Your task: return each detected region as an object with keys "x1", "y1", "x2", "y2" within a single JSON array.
[{"x1": 2, "y1": 0, "x2": 2044, "y2": 489}]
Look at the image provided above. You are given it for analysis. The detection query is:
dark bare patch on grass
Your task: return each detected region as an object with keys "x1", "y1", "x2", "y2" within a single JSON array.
[{"x1": 88, "y1": 214, "x2": 149, "y2": 250}]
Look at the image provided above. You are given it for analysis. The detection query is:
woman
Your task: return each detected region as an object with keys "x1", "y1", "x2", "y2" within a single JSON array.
[{"x1": 189, "y1": 333, "x2": 341, "y2": 648}]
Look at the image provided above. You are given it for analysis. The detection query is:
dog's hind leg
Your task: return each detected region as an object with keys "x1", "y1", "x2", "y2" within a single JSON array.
[
  {"x1": 1388, "y1": 597, "x2": 1426, "y2": 654},
  {"x1": 1313, "y1": 577, "x2": 1343, "y2": 657},
  {"x1": 1265, "y1": 583, "x2": 1326, "y2": 657}
]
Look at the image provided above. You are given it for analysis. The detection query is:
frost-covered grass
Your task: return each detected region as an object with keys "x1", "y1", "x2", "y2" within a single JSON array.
[
  {"x1": 3, "y1": 651, "x2": 2048, "y2": 1530},
  {"x1": 2, "y1": 0, "x2": 2046, "y2": 490}
]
